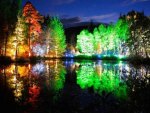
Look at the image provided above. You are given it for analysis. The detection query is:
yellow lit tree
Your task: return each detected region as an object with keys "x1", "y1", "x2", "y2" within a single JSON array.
[{"x1": 7, "y1": 12, "x2": 28, "y2": 59}]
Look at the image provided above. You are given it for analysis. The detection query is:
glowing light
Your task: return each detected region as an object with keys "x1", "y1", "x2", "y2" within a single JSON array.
[
  {"x1": 29, "y1": 52, "x2": 31, "y2": 57},
  {"x1": 76, "y1": 19, "x2": 130, "y2": 58},
  {"x1": 64, "y1": 51, "x2": 74, "y2": 58},
  {"x1": 18, "y1": 66, "x2": 29, "y2": 77},
  {"x1": 32, "y1": 63, "x2": 45, "y2": 75},
  {"x1": 28, "y1": 64, "x2": 31, "y2": 69},
  {"x1": 47, "y1": 17, "x2": 66, "y2": 57},
  {"x1": 32, "y1": 44, "x2": 46, "y2": 56},
  {"x1": 76, "y1": 63, "x2": 128, "y2": 99},
  {"x1": 76, "y1": 30, "x2": 95, "y2": 54},
  {"x1": 114, "y1": 54, "x2": 126, "y2": 59},
  {"x1": 28, "y1": 85, "x2": 41, "y2": 104}
]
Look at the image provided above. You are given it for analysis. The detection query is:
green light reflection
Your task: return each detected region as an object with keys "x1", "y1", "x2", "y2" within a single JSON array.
[{"x1": 76, "y1": 63, "x2": 128, "y2": 100}]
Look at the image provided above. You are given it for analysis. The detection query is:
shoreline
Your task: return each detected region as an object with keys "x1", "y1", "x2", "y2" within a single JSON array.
[{"x1": 0, "y1": 55, "x2": 149, "y2": 65}]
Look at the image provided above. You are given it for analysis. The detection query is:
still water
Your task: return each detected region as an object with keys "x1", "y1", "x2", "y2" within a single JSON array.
[{"x1": 0, "y1": 60, "x2": 150, "y2": 113}]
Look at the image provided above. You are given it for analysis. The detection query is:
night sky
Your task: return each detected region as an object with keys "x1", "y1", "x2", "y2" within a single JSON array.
[{"x1": 22, "y1": 0, "x2": 150, "y2": 24}]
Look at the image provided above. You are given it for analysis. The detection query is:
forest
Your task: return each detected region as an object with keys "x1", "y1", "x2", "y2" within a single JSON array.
[{"x1": 0, "y1": 0, "x2": 150, "y2": 62}]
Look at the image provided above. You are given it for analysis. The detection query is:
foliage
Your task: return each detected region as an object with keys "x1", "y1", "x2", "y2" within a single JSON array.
[
  {"x1": 7, "y1": 13, "x2": 28, "y2": 58},
  {"x1": 0, "y1": 0, "x2": 22, "y2": 55},
  {"x1": 48, "y1": 61, "x2": 66, "y2": 102},
  {"x1": 32, "y1": 44, "x2": 46, "y2": 56},
  {"x1": 48, "y1": 17, "x2": 66, "y2": 57},
  {"x1": 76, "y1": 63, "x2": 127, "y2": 99},
  {"x1": 22, "y1": 1, "x2": 43, "y2": 56},
  {"x1": 76, "y1": 29, "x2": 95, "y2": 54},
  {"x1": 76, "y1": 19, "x2": 130, "y2": 56},
  {"x1": 120, "y1": 10, "x2": 150, "y2": 58}
]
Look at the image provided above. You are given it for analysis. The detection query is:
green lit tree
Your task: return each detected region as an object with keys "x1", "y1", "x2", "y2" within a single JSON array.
[
  {"x1": 105, "y1": 24, "x2": 115, "y2": 54},
  {"x1": 97, "y1": 24, "x2": 107, "y2": 54},
  {"x1": 49, "y1": 17, "x2": 66, "y2": 57},
  {"x1": 93, "y1": 20, "x2": 129, "y2": 56},
  {"x1": 93, "y1": 27, "x2": 102, "y2": 54},
  {"x1": 95, "y1": 24, "x2": 116, "y2": 55},
  {"x1": 76, "y1": 29, "x2": 95, "y2": 55},
  {"x1": 76, "y1": 21, "x2": 130, "y2": 57},
  {"x1": 114, "y1": 19, "x2": 130, "y2": 55}
]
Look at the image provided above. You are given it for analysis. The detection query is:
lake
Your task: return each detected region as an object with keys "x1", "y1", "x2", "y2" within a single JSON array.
[{"x1": 0, "y1": 59, "x2": 150, "y2": 113}]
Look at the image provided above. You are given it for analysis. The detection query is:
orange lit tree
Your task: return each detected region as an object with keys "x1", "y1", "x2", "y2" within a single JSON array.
[{"x1": 22, "y1": 1, "x2": 43, "y2": 57}]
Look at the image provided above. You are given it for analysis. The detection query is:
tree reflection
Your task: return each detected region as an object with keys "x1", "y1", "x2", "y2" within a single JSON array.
[
  {"x1": 0, "y1": 61, "x2": 149, "y2": 113},
  {"x1": 76, "y1": 62, "x2": 128, "y2": 100},
  {"x1": 45, "y1": 60, "x2": 66, "y2": 102}
]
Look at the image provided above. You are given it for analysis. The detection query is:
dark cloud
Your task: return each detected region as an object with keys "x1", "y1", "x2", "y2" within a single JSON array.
[
  {"x1": 132, "y1": 0, "x2": 150, "y2": 2},
  {"x1": 122, "y1": 0, "x2": 150, "y2": 6},
  {"x1": 61, "y1": 17, "x2": 81, "y2": 25},
  {"x1": 52, "y1": 0, "x2": 75, "y2": 5},
  {"x1": 83, "y1": 13, "x2": 118, "y2": 23}
]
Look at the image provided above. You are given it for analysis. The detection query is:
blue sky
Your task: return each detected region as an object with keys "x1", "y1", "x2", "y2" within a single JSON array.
[{"x1": 22, "y1": 0, "x2": 150, "y2": 24}]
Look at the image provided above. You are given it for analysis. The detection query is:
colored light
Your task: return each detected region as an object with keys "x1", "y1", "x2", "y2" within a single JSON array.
[
  {"x1": 76, "y1": 19, "x2": 130, "y2": 58},
  {"x1": 76, "y1": 63, "x2": 128, "y2": 99}
]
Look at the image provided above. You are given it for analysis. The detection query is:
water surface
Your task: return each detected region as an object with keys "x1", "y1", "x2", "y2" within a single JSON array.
[{"x1": 0, "y1": 60, "x2": 150, "y2": 113}]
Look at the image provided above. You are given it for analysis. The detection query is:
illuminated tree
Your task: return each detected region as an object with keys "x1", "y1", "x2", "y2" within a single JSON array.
[
  {"x1": 7, "y1": 13, "x2": 28, "y2": 59},
  {"x1": 120, "y1": 10, "x2": 150, "y2": 58},
  {"x1": 0, "y1": 0, "x2": 22, "y2": 55},
  {"x1": 104, "y1": 24, "x2": 115, "y2": 54},
  {"x1": 76, "y1": 19, "x2": 130, "y2": 57},
  {"x1": 22, "y1": 1, "x2": 43, "y2": 56},
  {"x1": 115, "y1": 19, "x2": 130, "y2": 55},
  {"x1": 93, "y1": 27, "x2": 101, "y2": 54},
  {"x1": 76, "y1": 29, "x2": 95, "y2": 55},
  {"x1": 93, "y1": 24, "x2": 112, "y2": 55},
  {"x1": 97, "y1": 21, "x2": 129, "y2": 56},
  {"x1": 14, "y1": 13, "x2": 28, "y2": 58},
  {"x1": 32, "y1": 44, "x2": 46, "y2": 56},
  {"x1": 49, "y1": 17, "x2": 66, "y2": 57},
  {"x1": 97, "y1": 24, "x2": 107, "y2": 54}
]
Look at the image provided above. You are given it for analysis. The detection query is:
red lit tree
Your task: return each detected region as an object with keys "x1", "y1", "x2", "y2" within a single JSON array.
[{"x1": 22, "y1": 1, "x2": 43, "y2": 56}]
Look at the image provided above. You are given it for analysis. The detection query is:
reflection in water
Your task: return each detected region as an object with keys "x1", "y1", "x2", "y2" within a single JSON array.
[
  {"x1": 45, "y1": 60, "x2": 66, "y2": 102},
  {"x1": 76, "y1": 62, "x2": 127, "y2": 100},
  {"x1": 0, "y1": 60, "x2": 150, "y2": 113},
  {"x1": 32, "y1": 63, "x2": 46, "y2": 76}
]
